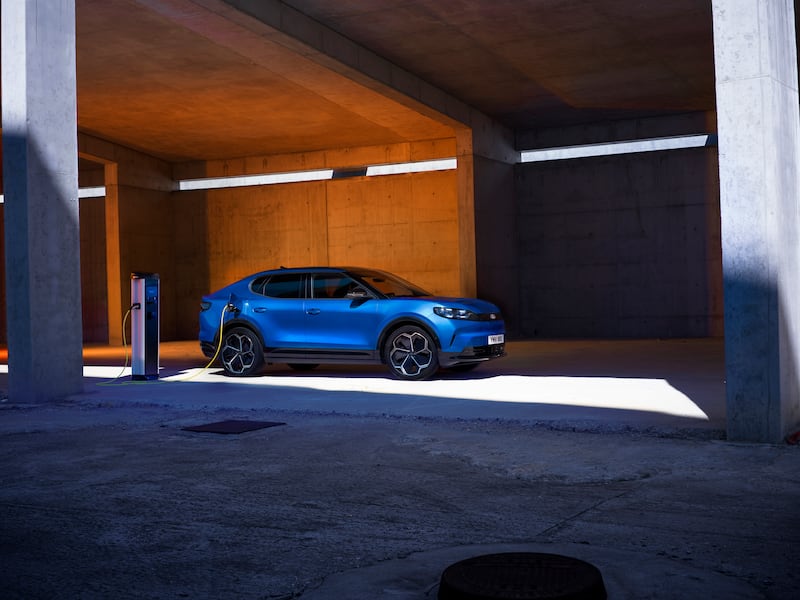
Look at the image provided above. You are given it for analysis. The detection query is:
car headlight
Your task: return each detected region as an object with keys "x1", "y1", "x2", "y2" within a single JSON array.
[{"x1": 434, "y1": 306, "x2": 477, "y2": 320}]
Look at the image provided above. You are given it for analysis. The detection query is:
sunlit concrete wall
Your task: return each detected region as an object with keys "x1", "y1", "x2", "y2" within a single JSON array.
[
  {"x1": 3, "y1": 136, "x2": 463, "y2": 344},
  {"x1": 171, "y1": 169, "x2": 459, "y2": 340},
  {"x1": 78, "y1": 134, "x2": 176, "y2": 345},
  {"x1": 117, "y1": 187, "x2": 176, "y2": 340},
  {"x1": 326, "y1": 172, "x2": 460, "y2": 293},
  {"x1": 514, "y1": 146, "x2": 722, "y2": 338}
]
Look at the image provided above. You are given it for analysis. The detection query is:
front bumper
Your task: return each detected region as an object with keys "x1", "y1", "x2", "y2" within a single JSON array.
[{"x1": 439, "y1": 343, "x2": 506, "y2": 367}]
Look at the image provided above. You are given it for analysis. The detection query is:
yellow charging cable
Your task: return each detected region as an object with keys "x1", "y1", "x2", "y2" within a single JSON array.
[
  {"x1": 98, "y1": 303, "x2": 230, "y2": 385},
  {"x1": 179, "y1": 306, "x2": 229, "y2": 381},
  {"x1": 97, "y1": 306, "x2": 134, "y2": 386}
]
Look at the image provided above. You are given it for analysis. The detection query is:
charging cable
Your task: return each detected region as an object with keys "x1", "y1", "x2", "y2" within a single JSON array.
[
  {"x1": 97, "y1": 304, "x2": 136, "y2": 385},
  {"x1": 180, "y1": 304, "x2": 230, "y2": 381},
  {"x1": 99, "y1": 302, "x2": 234, "y2": 385}
]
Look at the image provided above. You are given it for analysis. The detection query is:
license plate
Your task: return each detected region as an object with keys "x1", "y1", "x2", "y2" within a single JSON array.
[{"x1": 488, "y1": 334, "x2": 504, "y2": 345}]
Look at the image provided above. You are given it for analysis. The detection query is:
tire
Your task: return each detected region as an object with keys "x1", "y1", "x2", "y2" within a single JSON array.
[
  {"x1": 220, "y1": 327, "x2": 265, "y2": 376},
  {"x1": 384, "y1": 325, "x2": 439, "y2": 380},
  {"x1": 287, "y1": 363, "x2": 319, "y2": 371}
]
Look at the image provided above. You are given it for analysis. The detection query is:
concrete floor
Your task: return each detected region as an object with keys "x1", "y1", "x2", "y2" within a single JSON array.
[
  {"x1": 2, "y1": 339, "x2": 799, "y2": 598},
  {"x1": 77, "y1": 338, "x2": 728, "y2": 433}
]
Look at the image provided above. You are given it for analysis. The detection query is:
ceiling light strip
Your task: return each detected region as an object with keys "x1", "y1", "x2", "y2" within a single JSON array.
[
  {"x1": 366, "y1": 158, "x2": 457, "y2": 176},
  {"x1": 178, "y1": 169, "x2": 335, "y2": 191},
  {"x1": 78, "y1": 186, "x2": 106, "y2": 198},
  {"x1": 520, "y1": 134, "x2": 715, "y2": 163},
  {"x1": 0, "y1": 186, "x2": 107, "y2": 204},
  {"x1": 177, "y1": 158, "x2": 458, "y2": 191}
]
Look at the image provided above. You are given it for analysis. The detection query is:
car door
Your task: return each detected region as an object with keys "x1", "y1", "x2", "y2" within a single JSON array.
[
  {"x1": 246, "y1": 272, "x2": 307, "y2": 348},
  {"x1": 303, "y1": 273, "x2": 380, "y2": 349}
]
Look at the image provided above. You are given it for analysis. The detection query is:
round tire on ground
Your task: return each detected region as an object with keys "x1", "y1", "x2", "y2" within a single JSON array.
[
  {"x1": 384, "y1": 325, "x2": 439, "y2": 380},
  {"x1": 220, "y1": 326, "x2": 265, "y2": 377}
]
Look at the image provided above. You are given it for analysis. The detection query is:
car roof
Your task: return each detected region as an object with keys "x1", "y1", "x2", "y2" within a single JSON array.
[{"x1": 251, "y1": 266, "x2": 377, "y2": 276}]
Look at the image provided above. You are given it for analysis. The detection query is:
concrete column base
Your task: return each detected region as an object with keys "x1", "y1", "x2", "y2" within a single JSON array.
[{"x1": 713, "y1": 0, "x2": 800, "y2": 441}]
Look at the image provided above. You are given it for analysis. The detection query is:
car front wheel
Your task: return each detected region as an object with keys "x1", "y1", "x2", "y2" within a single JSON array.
[
  {"x1": 384, "y1": 325, "x2": 439, "y2": 380},
  {"x1": 221, "y1": 327, "x2": 264, "y2": 376}
]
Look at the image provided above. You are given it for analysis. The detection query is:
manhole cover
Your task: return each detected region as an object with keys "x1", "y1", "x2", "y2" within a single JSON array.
[{"x1": 438, "y1": 552, "x2": 606, "y2": 600}]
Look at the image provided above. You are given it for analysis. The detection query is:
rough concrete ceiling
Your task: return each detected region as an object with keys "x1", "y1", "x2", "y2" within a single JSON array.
[
  {"x1": 3, "y1": 0, "x2": 721, "y2": 164},
  {"x1": 284, "y1": 0, "x2": 717, "y2": 129},
  {"x1": 73, "y1": 0, "x2": 455, "y2": 162}
]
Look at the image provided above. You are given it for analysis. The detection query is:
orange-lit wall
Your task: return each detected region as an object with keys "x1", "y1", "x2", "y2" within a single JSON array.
[{"x1": 171, "y1": 170, "x2": 460, "y2": 339}]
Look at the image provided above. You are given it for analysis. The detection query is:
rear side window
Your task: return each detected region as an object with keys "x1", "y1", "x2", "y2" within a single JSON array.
[{"x1": 258, "y1": 273, "x2": 304, "y2": 298}]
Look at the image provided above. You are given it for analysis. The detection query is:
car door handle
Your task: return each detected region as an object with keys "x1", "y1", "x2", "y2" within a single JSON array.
[
  {"x1": 306, "y1": 308, "x2": 321, "y2": 315},
  {"x1": 253, "y1": 307, "x2": 268, "y2": 313}
]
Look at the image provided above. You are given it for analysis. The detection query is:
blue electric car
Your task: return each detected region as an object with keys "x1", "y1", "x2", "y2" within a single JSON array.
[{"x1": 199, "y1": 266, "x2": 505, "y2": 380}]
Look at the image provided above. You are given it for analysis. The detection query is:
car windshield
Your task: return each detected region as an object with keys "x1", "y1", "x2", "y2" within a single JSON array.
[{"x1": 351, "y1": 269, "x2": 431, "y2": 297}]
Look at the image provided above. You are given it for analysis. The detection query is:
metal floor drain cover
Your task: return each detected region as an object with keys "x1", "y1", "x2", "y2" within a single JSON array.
[{"x1": 438, "y1": 552, "x2": 606, "y2": 600}]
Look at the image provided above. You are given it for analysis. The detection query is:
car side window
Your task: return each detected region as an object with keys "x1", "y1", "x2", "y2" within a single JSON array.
[
  {"x1": 261, "y1": 273, "x2": 304, "y2": 298},
  {"x1": 312, "y1": 274, "x2": 357, "y2": 299}
]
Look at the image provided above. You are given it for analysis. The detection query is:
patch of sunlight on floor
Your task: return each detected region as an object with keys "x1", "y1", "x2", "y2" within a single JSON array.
[{"x1": 158, "y1": 369, "x2": 709, "y2": 420}]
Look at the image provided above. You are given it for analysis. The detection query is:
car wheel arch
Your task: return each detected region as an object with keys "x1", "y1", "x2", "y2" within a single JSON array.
[
  {"x1": 216, "y1": 318, "x2": 266, "y2": 349},
  {"x1": 378, "y1": 318, "x2": 441, "y2": 363}
]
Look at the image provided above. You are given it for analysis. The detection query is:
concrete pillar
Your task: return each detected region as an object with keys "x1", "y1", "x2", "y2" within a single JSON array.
[
  {"x1": 457, "y1": 122, "x2": 519, "y2": 332},
  {"x1": 712, "y1": 0, "x2": 800, "y2": 441},
  {"x1": 1, "y1": 0, "x2": 83, "y2": 401},
  {"x1": 104, "y1": 164, "x2": 124, "y2": 346}
]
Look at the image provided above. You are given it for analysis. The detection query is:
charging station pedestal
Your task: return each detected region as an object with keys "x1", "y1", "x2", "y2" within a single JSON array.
[{"x1": 131, "y1": 272, "x2": 160, "y2": 380}]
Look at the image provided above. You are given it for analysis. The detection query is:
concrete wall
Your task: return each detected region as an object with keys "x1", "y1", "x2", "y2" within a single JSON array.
[
  {"x1": 474, "y1": 155, "x2": 517, "y2": 332},
  {"x1": 4, "y1": 124, "x2": 724, "y2": 345},
  {"x1": 327, "y1": 172, "x2": 460, "y2": 293},
  {"x1": 3, "y1": 136, "x2": 463, "y2": 344},
  {"x1": 172, "y1": 170, "x2": 459, "y2": 340},
  {"x1": 0, "y1": 161, "x2": 108, "y2": 344},
  {"x1": 515, "y1": 146, "x2": 723, "y2": 338},
  {"x1": 79, "y1": 197, "x2": 107, "y2": 343},
  {"x1": 77, "y1": 134, "x2": 175, "y2": 345},
  {"x1": 117, "y1": 186, "x2": 176, "y2": 341}
]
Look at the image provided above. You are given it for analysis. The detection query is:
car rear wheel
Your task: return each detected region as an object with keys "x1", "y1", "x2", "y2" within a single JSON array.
[
  {"x1": 384, "y1": 325, "x2": 439, "y2": 380},
  {"x1": 221, "y1": 327, "x2": 264, "y2": 376}
]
